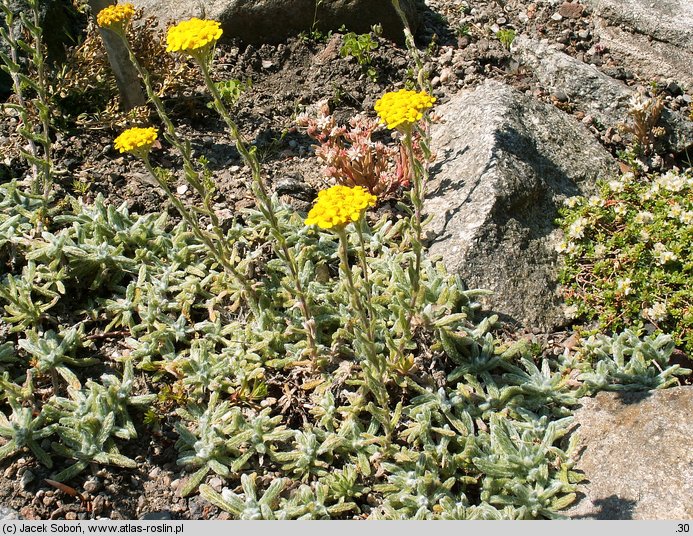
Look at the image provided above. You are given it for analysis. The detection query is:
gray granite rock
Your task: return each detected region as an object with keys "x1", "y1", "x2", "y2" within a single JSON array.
[
  {"x1": 129, "y1": 0, "x2": 420, "y2": 45},
  {"x1": 583, "y1": 0, "x2": 693, "y2": 88},
  {"x1": 425, "y1": 80, "x2": 617, "y2": 330},
  {"x1": 512, "y1": 36, "x2": 693, "y2": 153},
  {"x1": 565, "y1": 386, "x2": 693, "y2": 519}
]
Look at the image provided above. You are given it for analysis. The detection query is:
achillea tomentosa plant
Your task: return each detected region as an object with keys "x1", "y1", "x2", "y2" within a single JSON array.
[{"x1": 0, "y1": 0, "x2": 690, "y2": 520}]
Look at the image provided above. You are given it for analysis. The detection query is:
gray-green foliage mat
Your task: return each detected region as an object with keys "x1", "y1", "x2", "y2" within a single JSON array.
[{"x1": 0, "y1": 181, "x2": 689, "y2": 519}]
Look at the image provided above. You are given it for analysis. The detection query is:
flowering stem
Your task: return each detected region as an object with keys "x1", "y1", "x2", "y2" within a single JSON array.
[
  {"x1": 354, "y1": 220, "x2": 375, "y2": 333},
  {"x1": 390, "y1": 0, "x2": 429, "y2": 92},
  {"x1": 197, "y1": 57, "x2": 319, "y2": 362},
  {"x1": 116, "y1": 36, "x2": 263, "y2": 319},
  {"x1": 336, "y1": 227, "x2": 387, "y2": 405},
  {"x1": 404, "y1": 128, "x2": 423, "y2": 308},
  {"x1": 139, "y1": 156, "x2": 260, "y2": 317}
]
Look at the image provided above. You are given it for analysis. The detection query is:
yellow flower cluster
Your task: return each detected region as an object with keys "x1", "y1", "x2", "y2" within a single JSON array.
[
  {"x1": 96, "y1": 3, "x2": 135, "y2": 29},
  {"x1": 114, "y1": 127, "x2": 158, "y2": 156},
  {"x1": 374, "y1": 89, "x2": 436, "y2": 131},
  {"x1": 166, "y1": 18, "x2": 223, "y2": 54},
  {"x1": 305, "y1": 185, "x2": 377, "y2": 230}
]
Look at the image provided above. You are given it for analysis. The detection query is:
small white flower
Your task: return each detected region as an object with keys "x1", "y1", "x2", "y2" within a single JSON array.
[
  {"x1": 593, "y1": 244, "x2": 608, "y2": 258},
  {"x1": 639, "y1": 229, "x2": 651, "y2": 242},
  {"x1": 565, "y1": 241, "x2": 579, "y2": 255},
  {"x1": 614, "y1": 204, "x2": 627, "y2": 216},
  {"x1": 608, "y1": 179, "x2": 625, "y2": 193},
  {"x1": 555, "y1": 241, "x2": 567, "y2": 253},
  {"x1": 668, "y1": 203, "x2": 683, "y2": 219},
  {"x1": 657, "y1": 170, "x2": 686, "y2": 192},
  {"x1": 629, "y1": 93, "x2": 648, "y2": 113},
  {"x1": 653, "y1": 242, "x2": 677, "y2": 264},
  {"x1": 644, "y1": 302, "x2": 667, "y2": 323},
  {"x1": 568, "y1": 217, "x2": 588, "y2": 239},
  {"x1": 680, "y1": 211, "x2": 693, "y2": 225},
  {"x1": 635, "y1": 159, "x2": 649, "y2": 173},
  {"x1": 588, "y1": 195, "x2": 603, "y2": 207},
  {"x1": 616, "y1": 278, "x2": 633, "y2": 295},
  {"x1": 634, "y1": 211, "x2": 654, "y2": 224},
  {"x1": 564, "y1": 196, "x2": 581, "y2": 208}
]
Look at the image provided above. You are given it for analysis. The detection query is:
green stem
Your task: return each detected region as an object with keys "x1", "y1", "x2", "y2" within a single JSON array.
[
  {"x1": 354, "y1": 220, "x2": 375, "y2": 342},
  {"x1": 335, "y1": 227, "x2": 387, "y2": 407},
  {"x1": 31, "y1": 1, "x2": 52, "y2": 217},
  {"x1": 141, "y1": 157, "x2": 260, "y2": 319},
  {"x1": 118, "y1": 35, "x2": 261, "y2": 318},
  {"x1": 197, "y1": 55, "x2": 319, "y2": 362}
]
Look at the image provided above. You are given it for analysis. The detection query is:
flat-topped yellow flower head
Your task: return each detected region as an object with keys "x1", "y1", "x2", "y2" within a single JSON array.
[
  {"x1": 114, "y1": 127, "x2": 158, "y2": 158},
  {"x1": 166, "y1": 18, "x2": 223, "y2": 55},
  {"x1": 374, "y1": 89, "x2": 436, "y2": 131},
  {"x1": 96, "y1": 3, "x2": 135, "y2": 32},
  {"x1": 305, "y1": 185, "x2": 377, "y2": 230}
]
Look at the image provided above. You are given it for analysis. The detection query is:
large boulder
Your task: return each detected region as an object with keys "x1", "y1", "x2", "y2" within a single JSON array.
[
  {"x1": 424, "y1": 80, "x2": 617, "y2": 330},
  {"x1": 565, "y1": 386, "x2": 693, "y2": 519},
  {"x1": 583, "y1": 0, "x2": 693, "y2": 89},
  {"x1": 512, "y1": 36, "x2": 693, "y2": 154},
  {"x1": 129, "y1": 0, "x2": 420, "y2": 45}
]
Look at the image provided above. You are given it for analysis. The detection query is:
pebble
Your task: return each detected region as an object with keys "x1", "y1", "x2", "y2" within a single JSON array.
[
  {"x1": 208, "y1": 477, "x2": 224, "y2": 493},
  {"x1": 141, "y1": 511, "x2": 172, "y2": 521},
  {"x1": 578, "y1": 29, "x2": 591, "y2": 40},
  {"x1": 552, "y1": 90, "x2": 569, "y2": 103},
  {"x1": 431, "y1": 76, "x2": 441, "y2": 88},
  {"x1": 65, "y1": 512, "x2": 77, "y2": 520},
  {"x1": 551, "y1": 13, "x2": 563, "y2": 21},
  {"x1": 20, "y1": 470, "x2": 35, "y2": 490},
  {"x1": 84, "y1": 478, "x2": 102, "y2": 495},
  {"x1": 170, "y1": 479, "x2": 180, "y2": 492},
  {"x1": 148, "y1": 467, "x2": 161, "y2": 479},
  {"x1": 176, "y1": 184, "x2": 188, "y2": 195},
  {"x1": 439, "y1": 67, "x2": 453, "y2": 84},
  {"x1": 438, "y1": 48, "x2": 453, "y2": 65}
]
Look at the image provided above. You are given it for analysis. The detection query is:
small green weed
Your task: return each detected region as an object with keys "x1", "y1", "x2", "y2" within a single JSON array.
[
  {"x1": 495, "y1": 29, "x2": 516, "y2": 50},
  {"x1": 340, "y1": 27, "x2": 380, "y2": 82}
]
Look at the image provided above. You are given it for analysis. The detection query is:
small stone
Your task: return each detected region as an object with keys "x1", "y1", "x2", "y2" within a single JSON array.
[
  {"x1": 558, "y1": 1, "x2": 584, "y2": 19},
  {"x1": 91, "y1": 496, "x2": 107, "y2": 516},
  {"x1": 431, "y1": 76, "x2": 441, "y2": 88},
  {"x1": 439, "y1": 67, "x2": 453, "y2": 84},
  {"x1": 438, "y1": 48, "x2": 453, "y2": 65},
  {"x1": 141, "y1": 511, "x2": 172, "y2": 520},
  {"x1": 551, "y1": 12, "x2": 563, "y2": 21},
  {"x1": 170, "y1": 479, "x2": 180, "y2": 492},
  {"x1": 552, "y1": 89, "x2": 569, "y2": 102},
  {"x1": 208, "y1": 477, "x2": 224, "y2": 493},
  {"x1": 3, "y1": 466, "x2": 15, "y2": 479},
  {"x1": 65, "y1": 512, "x2": 77, "y2": 520},
  {"x1": 176, "y1": 184, "x2": 188, "y2": 195},
  {"x1": 83, "y1": 478, "x2": 102, "y2": 495},
  {"x1": 20, "y1": 470, "x2": 35, "y2": 490},
  {"x1": 261, "y1": 59, "x2": 274, "y2": 69},
  {"x1": 578, "y1": 29, "x2": 590, "y2": 40}
]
